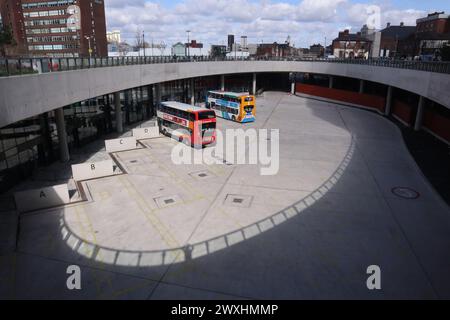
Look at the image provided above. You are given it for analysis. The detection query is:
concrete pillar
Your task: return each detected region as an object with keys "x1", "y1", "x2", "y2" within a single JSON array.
[
  {"x1": 104, "y1": 94, "x2": 112, "y2": 132},
  {"x1": 156, "y1": 83, "x2": 162, "y2": 105},
  {"x1": 190, "y1": 79, "x2": 195, "y2": 105},
  {"x1": 291, "y1": 81, "x2": 295, "y2": 94},
  {"x1": 359, "y1": 80, "x2": 365, "y2": 94},
  {"x1": 114, "y1": 91, "x2": 123, "y2": 133},
  {"x1": 329, "y1": 76, "x2": 334, "y2": 89},
  {"x1": 55, "y1": 107, "x2": 70, "y2": 162},
  {"x1": 147, "y1": 85, "x2": 153, "y2": 118},
  {"x1": 385, "y1": 86, "x2": 393, "y2": 116},
  {"x1": 220, "y1": 75, "x2": 225, "y2": 91},
  {"x1": 252, "y1": 73, "x2": 257, "y2": 95},
  {"x1": 124, "y1": 89, "x2": 131, "y2": 124},
  {"x1": 414, "y1": 96, "x2": 425, "y2": 131}
]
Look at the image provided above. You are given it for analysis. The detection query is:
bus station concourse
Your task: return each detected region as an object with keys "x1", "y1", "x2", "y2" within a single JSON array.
[
  {"x1": 0, "y1": 58, "x2": 450, "y2": 299},
  {"x1": 1, "y1": 91, "x2": 450, "y2": 299}
]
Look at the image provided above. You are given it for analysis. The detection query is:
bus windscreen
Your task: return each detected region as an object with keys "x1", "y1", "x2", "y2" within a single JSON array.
[{"x1": 198, "y1": 111, "x2": 216, "y2": 120}]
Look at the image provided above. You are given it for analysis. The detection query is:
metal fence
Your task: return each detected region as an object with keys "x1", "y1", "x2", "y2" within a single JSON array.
[{"x1": 1, "y1": 56, "x2": 450, "y2": 77}]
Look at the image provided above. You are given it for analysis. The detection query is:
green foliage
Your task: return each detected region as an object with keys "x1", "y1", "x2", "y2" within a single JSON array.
[
  {"x1": 0, "y1": 25, "x2": 15, "y2": 56},
  {"x1": 0, "y1": 25, "x2": 14, "y2": 46}
]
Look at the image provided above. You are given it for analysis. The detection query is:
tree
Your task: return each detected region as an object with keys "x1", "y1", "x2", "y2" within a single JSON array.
[
  {"x1": 134, "y1": 31, "x2": 143, "y2": 50},
  {"x1": 0, "y1": 25, "x2": 15, "y2": 57}
]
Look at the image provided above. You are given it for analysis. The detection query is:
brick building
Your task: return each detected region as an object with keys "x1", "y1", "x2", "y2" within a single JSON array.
[
  {"x1": 416, "y1": 12, "x2": 450, "y2": 34},
  {"x1": 332, "y1": 30, "x2": 372, "y2": 58},
  {"x1": 256, "y1": 42, "x2": 294, "y2": 58},
  {"x1": 378, "y1": 22, "x2": 416, "y2": 58},
  {"x1": 415, "y1": 12, "x2": 450, "y2": 60},
  {"x1": 0, "y1": 0, "x2": 107, "y2": 57},
  {"x1": 0, "y1": 0, "x2": 27, "y2": 55}
]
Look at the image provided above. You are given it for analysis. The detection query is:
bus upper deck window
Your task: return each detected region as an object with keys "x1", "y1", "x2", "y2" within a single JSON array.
[{"x1": 244, "y1": 97, "x2": 253, "y2": 102}]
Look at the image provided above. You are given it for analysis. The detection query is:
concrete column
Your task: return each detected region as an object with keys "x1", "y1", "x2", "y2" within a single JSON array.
[
  {"x1": 147, "y1": 85, "x2": 153, "y2": 118},
  {"x1": 385, "y1": 86, "x2": 393, "y2": 116},
  {"x1": 55, "y1": 107, "x2": 70, "y2": 162},
  {"x1": 124, "y1": 89, "x2": 130, "y2": 124},
  {"x1": 414, "y1": 96, "x2": 425, "y2": 131},
  {"x1": 359, "y1": 80, "x2": 365, "y2": 94},
  {"x1": 252, "y1": 73, "x2": 257, "y2": 95},
  {"x1": 156, "y1": 83, "x2": 162, "y2": 105},
  {"x1": 190, "y1": 79, "x2": 195, "y2": 105},
  {"x1": 114, "y1": 91, "x2": 123, "y2": 133},
  {"x1": 329, "y1": 76, "x2": 334, "y2": 89},
  {"x1": 291, "y1": 81, "x2": 295, "y2": 94},
  {"x1": 220, "y1": 75, "x2": 225, "y2": 91}
]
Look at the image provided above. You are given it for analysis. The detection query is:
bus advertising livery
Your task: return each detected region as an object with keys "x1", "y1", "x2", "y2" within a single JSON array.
[
  {"x1": 157, "y1": 101, "x2": 217, "y2": 147},
  {"x1": 206, "y1": 91, "x2": 256, "y2": 123}
]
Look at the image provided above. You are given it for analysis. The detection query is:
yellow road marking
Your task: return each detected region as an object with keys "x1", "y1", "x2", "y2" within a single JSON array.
[{"x1": 118, "y1": 175, "x2": 180, "y2": 249}]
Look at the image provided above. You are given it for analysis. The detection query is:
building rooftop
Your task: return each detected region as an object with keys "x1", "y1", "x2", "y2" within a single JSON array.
[
  {"x1": 417, "y1": 12, "x2": 450, "y2": 23},
  {"x1": 381, "y1": 25, "x2": 417, "y2": 40},
  {"x1": 333, "y1": 30, "x2": 372, "y2": 42}
]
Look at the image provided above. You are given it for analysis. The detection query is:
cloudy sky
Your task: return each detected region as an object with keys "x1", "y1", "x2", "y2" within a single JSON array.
[{"x1": 105, "y1": 0, "x2": 450, "y2": 48}]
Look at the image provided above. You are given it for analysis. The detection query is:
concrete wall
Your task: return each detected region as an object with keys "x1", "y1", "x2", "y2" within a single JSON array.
[
  {"x1": 296, "y1": 83, "x2": 386, "y2": 113},
  {"x1": 1, "y1": 61, "x2": 450, "y2": 127}
]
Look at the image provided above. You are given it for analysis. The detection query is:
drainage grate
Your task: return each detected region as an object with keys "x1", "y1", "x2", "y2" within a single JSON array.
[
  {"x1": 391, "y1": 187, "x2": 420, "y2": 200},
  {"x1": 154, "y1": 194, "x2": 182, "y2": 208},
  {"x1": 224, "y1": 194, "x2": 254, "y2": 208},
  {"x1": 189, "y1": 170, "x2": 216, "y2": 180}
]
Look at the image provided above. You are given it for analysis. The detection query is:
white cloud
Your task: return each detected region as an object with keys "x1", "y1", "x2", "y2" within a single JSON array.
[{"x1": 104, "y1": 0, "x2": 429, "y2": 48}]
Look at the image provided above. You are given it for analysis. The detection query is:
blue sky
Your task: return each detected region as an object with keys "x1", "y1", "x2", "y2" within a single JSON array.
[{"x1": 105, "y1": 0, "x2": 450, "y2": 48}]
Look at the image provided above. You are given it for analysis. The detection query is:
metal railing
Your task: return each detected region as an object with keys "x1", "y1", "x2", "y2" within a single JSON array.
[{"x1": 1, "y1": 55, "x2": 450, "y2": 77}]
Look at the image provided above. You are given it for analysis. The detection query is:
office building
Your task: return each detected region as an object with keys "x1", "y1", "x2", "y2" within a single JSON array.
[{"x1": 0, "y1": 0, "x2": 107, "y2": 57}]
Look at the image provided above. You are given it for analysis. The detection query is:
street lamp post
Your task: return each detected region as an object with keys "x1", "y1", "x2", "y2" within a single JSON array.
[
  {"x1": 151, "y1": 38, "x2": 154, "y2": 56},
  {"x1": 143, "y1": 30, "x2": 146, "y2": 57},
  {"x1": 186, "y1": 30, "x2": 191, "y2": 57}
]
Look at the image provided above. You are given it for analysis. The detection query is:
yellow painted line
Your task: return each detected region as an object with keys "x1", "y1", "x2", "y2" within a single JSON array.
[
  {"x1": 141, "y1": 148, "x2": 205, "y2": 200},
  {"x1": 142, "y1": 144, "x2": 245, "y2": 230},
  {"x1": 73, "y1": 204, "x2": 114, "y2": 296},
  {"x1": 118, "y1": 175, "x2": 180, "y2": 249}
]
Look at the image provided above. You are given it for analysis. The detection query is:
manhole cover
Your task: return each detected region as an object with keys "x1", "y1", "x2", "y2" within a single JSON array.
[
  {"x1": 154, "y1": 195, "x2": 182, "y2": 208},
  {"x1": 189, "y1": 170, "x2": 216, "y2": 180},
  {"x1": 224, "y1": 194, "x2": 254, "y2": 208},
  {"x1": 391, "y1": 187, "x2": 420, "y2": 199}
]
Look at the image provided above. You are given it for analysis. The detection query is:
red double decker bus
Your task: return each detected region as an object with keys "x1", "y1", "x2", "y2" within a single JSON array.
[{"x1": 157, "y1": 101, "x2": 217, "y2": 147}]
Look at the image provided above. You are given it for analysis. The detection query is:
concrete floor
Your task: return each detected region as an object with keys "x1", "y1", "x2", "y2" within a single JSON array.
[{"x1": 1, "y1": 92, "x2": 450, "y2": 299}]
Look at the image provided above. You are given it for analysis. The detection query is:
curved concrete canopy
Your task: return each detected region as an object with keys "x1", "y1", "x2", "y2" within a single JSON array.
[{"x1": 1, "y1": 61, "x2": 450, "y2": 127}]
